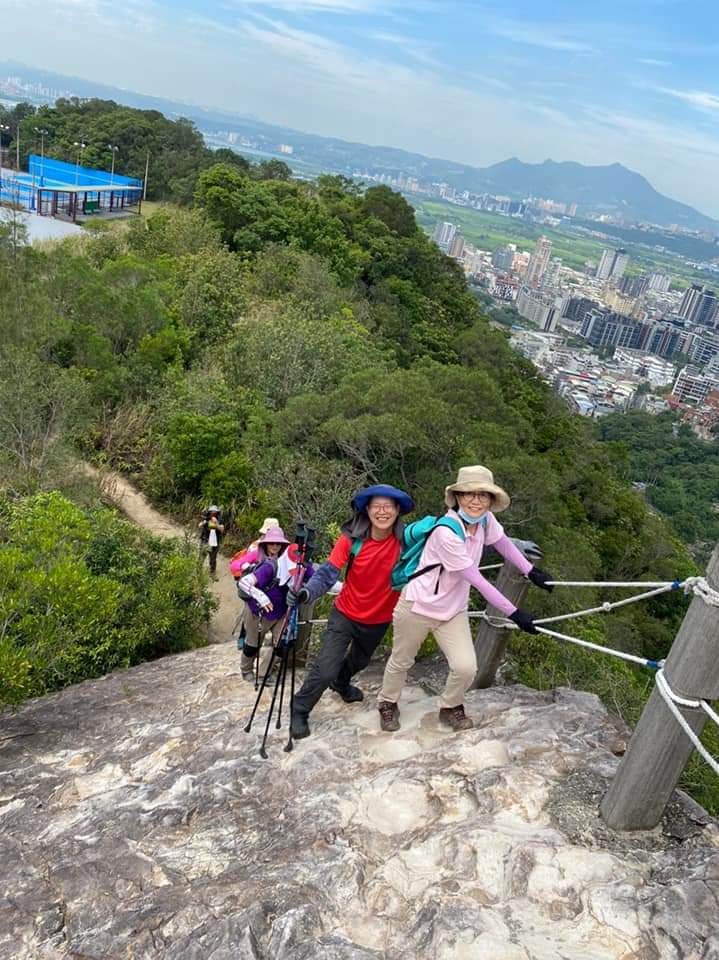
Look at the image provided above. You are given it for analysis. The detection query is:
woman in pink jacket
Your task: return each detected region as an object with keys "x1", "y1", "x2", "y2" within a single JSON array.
[{"x1": 378, "y1": 465, "x2": 553, "y2": 733}]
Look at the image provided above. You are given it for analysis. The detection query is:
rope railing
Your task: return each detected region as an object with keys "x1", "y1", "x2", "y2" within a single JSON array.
[
  {"x1": 293, "y1": 572, "x2": 719, "y2": 777},
  {"x1": 655, "y1": 670, "x2": 719, "y2": 777}
]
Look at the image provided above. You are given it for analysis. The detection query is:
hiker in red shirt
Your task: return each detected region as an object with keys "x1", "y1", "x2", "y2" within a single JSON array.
[{"x1": 288, "y1": 484, "x2": 414, "y2": 740}]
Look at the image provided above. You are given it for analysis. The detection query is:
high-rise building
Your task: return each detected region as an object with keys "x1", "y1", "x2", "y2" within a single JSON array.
[
  {"x1": 678, "y1": 284, "x2": 719, "y2": 326},
  {"x1": 647, "y1": 272, "x2": 672, "y2": 293},
  {"x1": 516, "y1": 286, "x2": 561, "y2": 332},
  {"x1": 525, "y1": 236, "x2": 552, "y2": 288},
  {"x1": 448, "y1": 232, "x2": 465, "y2": 260},
  {"x1": 433, "y1": 221, "x2": 456, "y2": 250},
  {"x1": 542, "y1": 257, "x2": 563, "y2": 290},
  {"x1": 613, "y1": 249, "x2": 629, "y2": 281},
  {"x1": 618, "y1": 275, "x2": 649, "y2": 298},
  {"x1": 597, "y1": 248, "x2": 629, "y2": 282},
  {"x1": 678, "y1": 284, "x2": 703, "y2": 320},
  {"x1": 580, "y1": 308, "x2": 648, "y2": 349},
  {"x1": 672, "y1": 366, "x2": 719, "y2": 405},
  {"x1": 491, "y1": 245, "x2": 516, "y2": 272},
  {"x1": 562, "y1": 296, "x2": 599, "y2": 323}
]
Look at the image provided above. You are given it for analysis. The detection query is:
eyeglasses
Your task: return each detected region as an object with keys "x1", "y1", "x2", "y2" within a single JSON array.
[
  {"x1": 457, "y1": 491, "x2": 492, "y2": 501},
  {"x1": 368, "y1": 501, "x2": 398, "y2": 513}
]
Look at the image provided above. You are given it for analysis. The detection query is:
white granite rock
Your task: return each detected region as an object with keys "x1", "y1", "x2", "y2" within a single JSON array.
[{"x1": 1, "y1": 643, "x2": 718, "y2": 959}]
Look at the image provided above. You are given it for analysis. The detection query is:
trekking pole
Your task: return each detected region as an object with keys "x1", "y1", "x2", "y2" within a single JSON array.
[
  {"x1": 276, "y1": 644, "x2": 289, "y2": 729},
  {"x1": 284, "y1": 643, "x2": 298, "y2": 753},
  {"x1": 259, "y1": 655, "x2": 286, "y2": 759},
  {"x1": 243, "y1": 643, "x2": 280, "y2": 734}
]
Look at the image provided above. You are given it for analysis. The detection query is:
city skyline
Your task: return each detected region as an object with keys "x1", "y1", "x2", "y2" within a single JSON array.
[{"x1": 2, "y1": 1, "x2": 719, "y2": 217}]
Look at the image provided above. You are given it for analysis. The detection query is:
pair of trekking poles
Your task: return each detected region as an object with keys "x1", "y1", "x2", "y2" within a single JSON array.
[{"x1": 243, "y1": 522, "x2": 316, "y2": 758}]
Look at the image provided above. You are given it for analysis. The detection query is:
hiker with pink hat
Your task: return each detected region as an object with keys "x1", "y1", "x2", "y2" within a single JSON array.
[
  {"x1": 377, "y1": 465, "x2": 554, "y2": 733},
  {"x1": 238, "y1": 526, "x2": 314, "y2": 681}
]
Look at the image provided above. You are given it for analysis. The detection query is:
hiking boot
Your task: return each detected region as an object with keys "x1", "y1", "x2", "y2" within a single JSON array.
[
  {"x1": 291, "y1": 711, "x2": 311, "y2": 740},
  {"x1": 439, "y1": 705, "x2": 474, "y2": 731},
  {"x1": 239, "y1": 654, "x2": 255, "y2": 681},
  {"x1": 378, "y1": 700, "x2": 400, "y2": 732},
  {"x1": 330, "y1": 681, "x2": 364, "y2": 703}
]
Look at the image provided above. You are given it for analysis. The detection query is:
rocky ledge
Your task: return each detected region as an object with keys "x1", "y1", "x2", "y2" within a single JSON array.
[{"x1": 1, "y1": 644, "x2": 718, "y2": 959}]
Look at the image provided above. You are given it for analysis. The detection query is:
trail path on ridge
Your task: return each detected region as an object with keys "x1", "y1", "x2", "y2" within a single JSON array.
[{"x1": 83, "y1": 464, "x2": 239, "y2": 644}]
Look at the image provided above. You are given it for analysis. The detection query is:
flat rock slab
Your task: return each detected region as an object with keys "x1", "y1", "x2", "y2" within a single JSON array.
[{"x1": 1, "y1": 645, "x2": 718, "y2": 959}]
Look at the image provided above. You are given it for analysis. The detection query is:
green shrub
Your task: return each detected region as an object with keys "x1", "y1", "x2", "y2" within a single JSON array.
[{"x1": 0, "y1": 492, "x2": 214, "y2": 705}]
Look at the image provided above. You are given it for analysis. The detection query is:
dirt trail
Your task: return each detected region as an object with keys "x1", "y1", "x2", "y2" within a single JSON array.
[{"x1": 83, "y1": 465, "x2": 239, "y2": 644}]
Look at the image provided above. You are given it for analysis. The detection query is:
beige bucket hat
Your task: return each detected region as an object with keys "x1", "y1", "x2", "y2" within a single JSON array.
[
  {"x1": 444, "y1": 465, "x2": 511, "y2": 512},
  {"x1": 259, "y1": 517, "x2": 280, "y2": 535}
]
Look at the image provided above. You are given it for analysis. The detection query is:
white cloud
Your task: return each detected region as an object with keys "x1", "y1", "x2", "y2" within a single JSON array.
[
  {"x1": 227, "y1": 0, "x2": 433, "y2": 13},
  {"x1": 483, "y1": 17, "x2": 594, "y2": 53},
  {"x1": 655, "y1": 86, "x2": 719, "y2": 114},
  {"x1": 638, "y1": 58, "x2": 671, "y2": 67},
  {"x1": 364, "y1": 30, "x2": 440, "y2": 68}
]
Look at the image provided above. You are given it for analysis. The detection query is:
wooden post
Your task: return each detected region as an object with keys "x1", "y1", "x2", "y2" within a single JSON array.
[
  {"x1": 601, "y1": 544, "x2": 719, "y2": 830},
  {"x1": 473, "y1": 545, "x2": 542, "y2": 688}
]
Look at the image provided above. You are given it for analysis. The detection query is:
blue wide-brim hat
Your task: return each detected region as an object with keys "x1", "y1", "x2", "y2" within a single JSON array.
[{"x1": 352, "y1": 484, "x2": 414, "y2": 516}]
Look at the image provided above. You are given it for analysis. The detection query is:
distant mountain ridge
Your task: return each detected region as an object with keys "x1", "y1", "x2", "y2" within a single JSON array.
[
  {"x1": 2, "y1": 59, "x2": 716, "y2": 232},
  {"x1": 477, "y1": 158, "x2": 718, "y2": 232}
]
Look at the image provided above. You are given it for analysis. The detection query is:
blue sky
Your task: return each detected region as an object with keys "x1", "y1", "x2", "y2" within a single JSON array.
[{"x1": 3, "y1": 0, "x2": 719, "y2": 217}]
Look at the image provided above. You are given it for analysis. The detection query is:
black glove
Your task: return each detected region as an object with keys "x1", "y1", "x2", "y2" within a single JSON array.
[
  {"x1": 509, "y1": 608, "x2": 539, "y2": 634},
  {"x1": 287, "y1": 586, "x2": 309, "y2": 608},
  {"x1": 528, "y1": 567, "x2": 554, "y2": 592}
]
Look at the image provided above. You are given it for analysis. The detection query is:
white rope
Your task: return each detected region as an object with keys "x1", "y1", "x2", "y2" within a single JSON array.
[
  {"x1": 702, "y1": 699, "x2": 719, "y2": 728},
  {"x1": 536, "y1": 625, "x2": 661, "y2": 669},
  {"x1": 470, "y1": 609, "x2": 662, "y2": 668},
  {"x1": 547, "y1": 580, "x2": 676, "y2": 588},
  {"x1": 535, "y1": 584, "x2": 676, "y2": 626},
  {"x1": 682, "y1": 575, "x2": 719, "y2": 607},
  {"x1": 655, "y1": 669, "x2": 719, "y2": 777}
]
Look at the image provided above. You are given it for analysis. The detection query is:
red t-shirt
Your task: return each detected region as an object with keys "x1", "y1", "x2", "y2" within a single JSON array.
[{"x1": 329, "y1": 533, "x2": 401, "y2": 625}]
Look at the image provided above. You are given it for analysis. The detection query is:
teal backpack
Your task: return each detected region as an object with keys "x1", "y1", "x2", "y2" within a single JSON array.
[{"x1": 391, "y1": 515, "x2": 465, "y2": 591}]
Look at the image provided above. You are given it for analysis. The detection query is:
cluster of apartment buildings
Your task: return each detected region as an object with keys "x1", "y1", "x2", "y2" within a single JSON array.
[{"x1": 433, "y1": 217, "x2": 719, "y2": 436}]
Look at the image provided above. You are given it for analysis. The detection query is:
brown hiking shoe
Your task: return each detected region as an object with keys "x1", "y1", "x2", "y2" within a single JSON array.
[
  {"x1": 439, "y1": 705, "x2": 474, "y2": 731},
  {"x1": 378, "y1": 700, "x2": 400, "y2": 732}
]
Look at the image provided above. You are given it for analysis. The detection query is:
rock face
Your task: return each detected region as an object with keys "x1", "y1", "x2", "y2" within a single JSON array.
[{"x1": 1, "y1": 644, "x2": 718, "y2": 960}]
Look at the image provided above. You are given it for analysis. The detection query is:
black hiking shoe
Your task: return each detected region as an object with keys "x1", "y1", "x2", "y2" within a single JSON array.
[
  {"x1": 378, "y1": 700, "x2": 400, "y2": 732},
  {"x1": 291, "y1": 711, "x2": 311, "y2": 740},
  {"x1": 439, "y1": 705, "x2": 474, "y2": 731},
  {"x1": 330, "y1": 681, "x2": 364, "y2": 703}
]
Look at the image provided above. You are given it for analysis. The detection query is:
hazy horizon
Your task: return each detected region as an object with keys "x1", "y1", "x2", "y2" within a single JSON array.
[{"x1": 3, "y1": 0, "x2": 719, "y2": 218}]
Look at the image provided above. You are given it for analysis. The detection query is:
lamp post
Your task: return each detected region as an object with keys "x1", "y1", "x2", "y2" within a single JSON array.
[
  {"x1": 34, "y1": 127, "x2": 49, "y2": 183},
  {"x1": 107, "y1": 144, "x2": 119, "y2": 184},
  {"x1": 73, "y1": 140, "x2": 86, "y2": 185},
  {"x1": 0, "y1": 122, "x2": 8, "y2": 189}
]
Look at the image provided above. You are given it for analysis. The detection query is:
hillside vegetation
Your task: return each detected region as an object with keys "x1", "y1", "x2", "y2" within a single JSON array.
[{"x1": 1, "y1": 99, "x2": 716, "y2": 810}]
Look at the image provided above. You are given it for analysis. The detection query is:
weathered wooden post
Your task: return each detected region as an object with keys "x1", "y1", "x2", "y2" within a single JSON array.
[
  {"x1": 601, "y1": 544, "x2": 719, "y2": 830},
  {"x1": 473, "y1": 543, "x2": 543, "y2": 689}
]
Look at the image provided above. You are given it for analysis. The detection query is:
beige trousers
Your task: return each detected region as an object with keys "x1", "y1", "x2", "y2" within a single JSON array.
[
  {"x1": 239, "y1": 607, "x2": 285, "y2": 676},
  {"x1": 380, "y1": 595, "x2": 477, "y2": 709}
]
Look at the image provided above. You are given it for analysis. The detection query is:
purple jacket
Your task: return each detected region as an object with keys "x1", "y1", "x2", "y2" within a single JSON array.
[{"x1": 241, "y1": 560, "x2": 314, "y2": 621}]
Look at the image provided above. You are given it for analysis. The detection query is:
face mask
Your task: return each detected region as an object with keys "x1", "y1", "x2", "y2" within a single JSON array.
[{"x1": 458, "y1": 507, "x2": 487, "y2": 526}]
